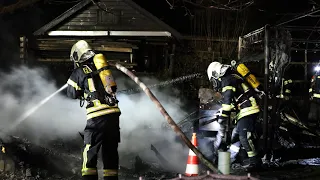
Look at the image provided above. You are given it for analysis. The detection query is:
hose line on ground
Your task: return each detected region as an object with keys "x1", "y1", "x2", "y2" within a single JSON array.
[{"x1": 113, "y1": 63, "x2": 220, "y2": 173}]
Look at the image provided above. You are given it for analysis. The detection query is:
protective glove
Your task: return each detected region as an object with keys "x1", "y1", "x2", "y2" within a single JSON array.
[{"x1": 106, "y1": 95, "x2": 119, "y2": 106}]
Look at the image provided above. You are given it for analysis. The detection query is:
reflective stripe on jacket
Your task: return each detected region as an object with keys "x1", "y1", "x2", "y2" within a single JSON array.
[
  {"x1": 220, "y1": 74, "x2": 260, "y2": 123},
  {"x1": 66, "y1": 63, "x2": 121, "y2": 120}
]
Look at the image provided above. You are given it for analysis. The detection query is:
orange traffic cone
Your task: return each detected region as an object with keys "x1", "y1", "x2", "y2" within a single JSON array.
[{"x1": 185, "y1": 133, "x2": 199, "y2": 176}]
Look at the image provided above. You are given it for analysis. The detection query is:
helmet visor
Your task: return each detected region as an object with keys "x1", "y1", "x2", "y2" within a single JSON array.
[
  {"x1": 79, "y1": 50, "x2": 95, "y2": 63},
  {"x1": 220, "y1": 65, "x2": 230, "y2": 77}
]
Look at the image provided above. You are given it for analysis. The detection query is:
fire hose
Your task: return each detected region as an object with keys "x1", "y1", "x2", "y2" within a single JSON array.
[
  {"x1": 113, "y1": 63, "x2": 220, "y2": 173},
  {"x1": 117, "y1": 73, "x2": 202, "y2": 95}
]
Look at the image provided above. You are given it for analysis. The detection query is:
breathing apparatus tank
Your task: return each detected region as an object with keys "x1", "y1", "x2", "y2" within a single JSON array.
[
  {"x1": 93, "y1": 54, "x2": 117, "y2": 95},
  {"x1": 236, "y1": 63, "x2": 261, "y2": 89},
  {"x1": 231, "y1": 60, "x2": 264, "y2": 97}
]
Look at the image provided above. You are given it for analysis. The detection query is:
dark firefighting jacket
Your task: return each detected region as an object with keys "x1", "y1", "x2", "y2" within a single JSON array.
[
  {"x1": 66, "y1": 63, "x2": 121, "y2": 120},
  {"x1": 219, "y1": 74, "x2": 260, "y2": 123},
  {"x1": 310, "y1": 74, "x2": 320, "y2": 101}
]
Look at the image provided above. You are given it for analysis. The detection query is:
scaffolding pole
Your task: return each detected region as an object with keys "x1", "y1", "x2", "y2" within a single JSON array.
[
  {"x1": 243, "y1": 27, "x2": 265, "y2": 39},
  {"x1": 238, "y1": 36, "x2": 242, "y2": 60},
  {"x1": 305, "y1": 50, "x2": 308, "y2": 81},
  {"x1": 275, "y1": 8, "x2": 320, "y2": 27},
  {"x1": 263, "y1": 25, "x2": 270, "y2": 152}
]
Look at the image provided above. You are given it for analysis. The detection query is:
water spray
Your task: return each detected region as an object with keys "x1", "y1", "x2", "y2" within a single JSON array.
[
  {"x1": 118, "y1": 73, "x2": 202, "y2": 95},
  {"x1": 113, "y1": 63, "x2": 220, "y2": 173},
  {"x1": 9, "y1": 73, "x2": 201, "y2": 133},
  {"x1": 8, "y1": 84, "x2": 68, "y2": 133}
]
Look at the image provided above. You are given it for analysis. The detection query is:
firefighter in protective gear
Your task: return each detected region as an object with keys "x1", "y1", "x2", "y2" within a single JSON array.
[
  {"x1": 308, "y1": 72, "x2": 320, "y2": 126},
  {"x1": 283, "y1": 79, "x2": 293, "y2": 100},
  {"x1": 278, "y1": 78, "x2": 293, "y2": 100},
  {"x1": 276, "y1": 77, "x2": 293, "y2": 111},
  {"x1": 66, "y1": 40, "x2": 121, "y2": 180},
  {"x1": 207, "y1": 61, "x2": 262, "y2": 170}
]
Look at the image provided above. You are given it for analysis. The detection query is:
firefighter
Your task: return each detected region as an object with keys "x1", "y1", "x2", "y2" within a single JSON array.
[
  {"x1": 308, "y1": 68, "x2": 320, "y2": 126},
  {"x1": 276, "y1": 77, "x2": 293, "y2": 113},
  {"x1": 282, "y1": 78, "x2": 293, "y2": 100},
  {"x1": 66, "y1": 40, "x2": 121, "y2": 180},
  {"x1": 207, "y1": 61, "x2": 262, "y2": 171}
]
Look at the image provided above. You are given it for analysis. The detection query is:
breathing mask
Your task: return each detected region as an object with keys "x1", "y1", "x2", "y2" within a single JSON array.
[{"x1": 210, "y1": 77, "x2": 222, "y2": 92}]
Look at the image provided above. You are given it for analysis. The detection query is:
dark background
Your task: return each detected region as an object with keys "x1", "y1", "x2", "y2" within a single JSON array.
[{"x1": 0, "y1": 0, "x2": 317, "y2": 70}]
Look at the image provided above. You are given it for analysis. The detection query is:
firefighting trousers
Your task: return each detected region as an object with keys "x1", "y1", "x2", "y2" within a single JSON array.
[
  {"x1": 308, "y1": 101, "x2": 320, "y2": 125},
  {"x1": 82, "y1": 113, "x2": 120, "y2": 180},
  {"x1": 229, "y1": 114, "x2": 259, "y2": 160}
]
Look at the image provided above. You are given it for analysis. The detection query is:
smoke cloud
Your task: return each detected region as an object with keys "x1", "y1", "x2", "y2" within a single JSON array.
[
  {"x1": 0, "y1": 66, "x2": 191, "y2": 173},
  {"x1": 116, "y1": 72, "x2": 190, "y2": 172}
]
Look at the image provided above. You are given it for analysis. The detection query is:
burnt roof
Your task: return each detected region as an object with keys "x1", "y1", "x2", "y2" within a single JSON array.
[{"x1": 33, "y1": 0, "x2": 182, "y2": 39}]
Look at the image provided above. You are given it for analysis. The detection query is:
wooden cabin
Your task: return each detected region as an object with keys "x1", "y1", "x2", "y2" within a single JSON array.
[{"x1": 20, "y1": 0, "x2": 182, "y2": 83}]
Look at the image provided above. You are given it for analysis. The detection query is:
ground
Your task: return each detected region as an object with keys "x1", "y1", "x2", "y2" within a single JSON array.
[{"x1": 1, "y1": 135, "x2": 320, "y2": 180}]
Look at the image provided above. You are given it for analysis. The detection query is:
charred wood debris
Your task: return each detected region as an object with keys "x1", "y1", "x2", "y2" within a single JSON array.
[
  {"x1": 0, "y1": 127, "x2": 320, "y2": 179},
  {"x1": 0, "y1": 93, "x2": 320, "y2": 179},
  {"x1": 0, "y1": 135, "x2": 179, "y2": 180}
]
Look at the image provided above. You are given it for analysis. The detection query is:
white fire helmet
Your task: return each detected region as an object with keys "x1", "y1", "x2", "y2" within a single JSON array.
[
  {"x1": 70, "y1": 40, "x2": 95, "y2": 63},
  {"x1": 207, "y1": 61, "x2": 231, "y2": 81}
]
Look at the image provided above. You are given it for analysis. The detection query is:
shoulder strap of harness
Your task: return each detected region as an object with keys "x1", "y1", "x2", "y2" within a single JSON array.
[{"x1": 86, "y1": 66, "x2": 110, "y2": 77}]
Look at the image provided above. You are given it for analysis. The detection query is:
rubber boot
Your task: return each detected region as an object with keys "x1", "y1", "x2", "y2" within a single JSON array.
[
  {"x1": 228, "y1": 143, "x2": 241, "y2": 163},
  {"x1": 244, "y1": 156, "x2": 262, "y2": 172},
  {"x1": 82, "y1": 175, "x2": 98, "y2": 180}
]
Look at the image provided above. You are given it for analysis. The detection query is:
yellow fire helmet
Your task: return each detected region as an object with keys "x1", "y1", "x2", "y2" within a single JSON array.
[{"x1": 70, "y1": 40, "x2": 95, "y2": 63}]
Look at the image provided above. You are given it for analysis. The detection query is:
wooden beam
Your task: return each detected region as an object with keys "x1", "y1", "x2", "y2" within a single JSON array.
[
  {"x1": 34, "y1": 40, "x2": 138, "y2": 49},
  {"x1": 37, "y1": 58, "x2": 137, "y2": 66},
  {"x1": 37, "y1": 38, "x2": 136, "y2": 44},
  {"x1": 35, "y1": 44, "x2": 138, "y2": 50},
  {"x1": 35, "y1": 38, "x2": 168, "y2": 45},
  {"x1": 46, "y1": 30, "x2": 172, "y2": 37},
  {"x1": 33, "y1": 0, "x2": 91, "y2": 35},
  {"x1": 182, "y1": 36, "x2": 238, "y2": 42},
  {"x1": 34, "y1": 46, "x2": 133, "y2": 53},
  {"x1": 96, "y1": 47, "x2": 132, "y2": 53}
]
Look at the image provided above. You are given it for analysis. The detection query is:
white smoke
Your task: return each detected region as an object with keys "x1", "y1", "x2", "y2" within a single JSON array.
[
  {"x1": 116, "y1": 75, "x2": 190, "y2": 173},
  {"x1": 0, "y1": 66, "x2": 191, "y2": 173},
  {"x1": 0, "y1": 66, "x2": 85, "y2": 142}
]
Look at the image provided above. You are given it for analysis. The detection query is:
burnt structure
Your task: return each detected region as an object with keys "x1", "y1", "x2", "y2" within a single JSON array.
[
  {"x1": 237, "y1": 8, "x2": 320, "y2": 161},
  {"x1": 19, "y1": 0, "x2": 182, "y2": 84}
]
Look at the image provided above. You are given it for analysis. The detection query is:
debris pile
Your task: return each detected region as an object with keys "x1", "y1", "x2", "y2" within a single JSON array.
[
  {"x1": 0, "y1": 135, "x2": 82, "y2": 180},
  {"x1": 168, "y1": 172, "x2": 257, "y2": 180},
  {"x1": 0, "y1": 135, "x2": 179, "y2": 180},
  {"x1": 2, "y1": 133, "x2": 320, "y2": 180}
]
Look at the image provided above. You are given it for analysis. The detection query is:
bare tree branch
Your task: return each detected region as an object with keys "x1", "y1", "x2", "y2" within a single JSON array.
[
  {"x1": 0, "y1": 0, "x2": 43, "y2": 14},
  {"x1": 165, "y1": 0, "x2": 174, "y2": 9},
  {"x1": 165, "y1": 0, "x2": 254, "y2": 12}
]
